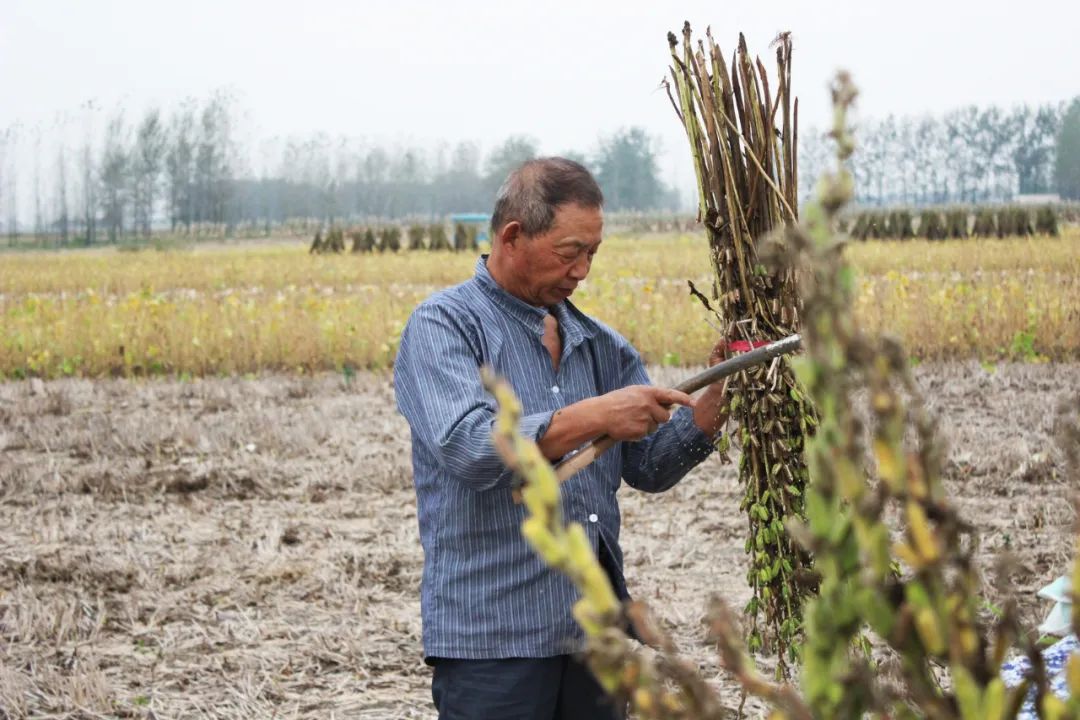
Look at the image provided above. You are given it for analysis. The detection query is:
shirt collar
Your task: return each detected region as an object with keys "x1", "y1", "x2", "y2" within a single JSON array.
[
  {"x1": 473, "y1": 255, "x2": 594, "y2": 342},
  {"x1": 474, "y1": 255, "x2": 546, "y2": 335}
]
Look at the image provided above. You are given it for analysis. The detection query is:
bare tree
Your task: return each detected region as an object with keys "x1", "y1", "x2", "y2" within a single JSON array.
[
  {"x1": 359, "y1": 146, "x2": 389, "y2": 218},
  {"x1": 894, "y1": 117, "x2": 915, "y2": 204},
  {"x1": 132, "y1": 108, "x2": 167, "y2": 237},
  {"x1": 331, "y1": 135, "x2": 352, "y2": 225},
  {"x1": 1012, "y1": 103, "x2": 1062, "y2": 195},
  {"x1": 32, "y1": 127, "x2": 44, "y2": 238},
  {"x1": 255, "y1": 136, "x2": 280, "y2": 233},
  {"x1": 166, "y1": 101, "x2": 195, "y2": 232},
  {"x1": 853, "y1": 117, "x2": 888, "y2": 205},
  {"x1": 483, "y1": 135, "x2": 538, "y2": 199},
  {"x1": 301, "y1": 132, "x2": 332, "y2": 223},
  {"x1": 194, "y1": 92, "x2": 235, "y2": 229},
  {"x1": 99, "y1": 113, "x2": 129, "y2": 243},
  {"x1": 974, "y1": 106, "x2": 1013, "y2": 200},
  {"x1": 797, "y1": 125, "x2": 830, "y2": 204},
  {"x1": 56, "y1": 142, "x2": 69, "y2": 244},
  {"x1": 79, "y1": 119, "x2": 97, "y2": 245},
  {"x1": 387, "y1": 146, "x2": 427, "y2": 218},
  {"x1": 911, "y1": 118, "x2": 937, "y2": 204},
  {"x1": 6, "y1": 125, "x2": 19, "y2": 241},
  {"x1": 0, "y1": 127, "x2": 8, "y2": 242}
]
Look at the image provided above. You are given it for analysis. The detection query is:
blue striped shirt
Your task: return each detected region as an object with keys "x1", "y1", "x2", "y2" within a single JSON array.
[{"x1": 393, "y1": 255, "x2": 716, "y2": 660}]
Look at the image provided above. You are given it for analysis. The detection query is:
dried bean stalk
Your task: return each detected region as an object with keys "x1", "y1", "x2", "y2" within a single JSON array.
[{"x1": 666, "y1": 24, "x2": 815, "y2": 673}]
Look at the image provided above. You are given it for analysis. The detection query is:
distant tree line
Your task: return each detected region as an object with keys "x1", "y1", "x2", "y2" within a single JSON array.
[
  {"x1": 237, "y1": 127, "x2": 678, "y2": 230},
  {"x1": 2, "y1": 94, "x2": 1077, "y2": 245},
  {"x1": 0, "y1": 93, "x2": 240, "y2": 244},
  {"x1": 0, "y1": 94, "x2": 678, "y2": 244},
  {"x1": 799, "y1": 100, "x2": 1080, "y2": 206}
]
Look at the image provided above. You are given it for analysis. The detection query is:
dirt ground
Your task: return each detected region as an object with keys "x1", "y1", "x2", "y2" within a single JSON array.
[{"x1": 1, "y1": 362, "x2": 1078, "y2": 719}]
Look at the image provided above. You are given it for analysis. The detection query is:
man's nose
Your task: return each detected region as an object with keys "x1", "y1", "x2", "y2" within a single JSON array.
[{"x1": 568, "y1": 255, "x2": 591, "y2": 280}]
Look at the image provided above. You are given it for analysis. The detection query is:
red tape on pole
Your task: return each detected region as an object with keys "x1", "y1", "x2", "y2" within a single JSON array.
[{"x1": 726, "y1": 340, "x2": 770, "y2": 353}]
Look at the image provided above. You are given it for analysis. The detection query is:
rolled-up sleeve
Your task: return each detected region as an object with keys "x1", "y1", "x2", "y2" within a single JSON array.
[
  {"x1": 617, "y1": 344, "x2": 716, "y2": 493},
  {"x1": 394, "y1": 302, "x2": 554, "y2": 493}
]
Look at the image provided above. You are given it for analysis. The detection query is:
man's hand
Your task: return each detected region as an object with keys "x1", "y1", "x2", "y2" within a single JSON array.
[
  {"x1": 694, "y1": 341, "x2": 732, "y2": 437},
  {"x1": 707, "y1": 338, "x2": 728, "y2": 367},
  {"x1": 538, "y1": 385, "x2": 695, "y2": 461},
  {"x1": 595, "y1": 385, "x2": 696, "y2": 442}
]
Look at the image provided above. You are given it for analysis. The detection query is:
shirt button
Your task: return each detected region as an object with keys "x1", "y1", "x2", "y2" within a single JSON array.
[
  {"x1": 551, "y1": 385, "x2": 560, "y2": 394},
  {"x1": 588, "y1": 513, "x2": 598, "y2": 523}
]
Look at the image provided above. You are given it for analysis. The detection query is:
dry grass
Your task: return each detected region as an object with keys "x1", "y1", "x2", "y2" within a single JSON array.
[
  {"x1": 2, "y1": 231, "x2": 1075, "y2": 296},
  {"x1": 0, "y1": 371, "x2": 427, "y2": 718},
  {"x1": 1, "y1": 363, "x2": 1077, "y2": 717},
  {"x1": 843, "y1": 233, "x2": 1080, "y2": 274},
  {"x1": 1, "y1": 231, "x2": 1078, "y2": 378}
]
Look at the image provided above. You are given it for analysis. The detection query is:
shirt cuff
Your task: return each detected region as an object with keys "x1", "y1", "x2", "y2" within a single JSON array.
[
  {"x1": 521, "y1": 409, "x2": 556, "y2": 444},
  {"x1": 494, "y1": 409, "x2": 556, "y2": 487}
]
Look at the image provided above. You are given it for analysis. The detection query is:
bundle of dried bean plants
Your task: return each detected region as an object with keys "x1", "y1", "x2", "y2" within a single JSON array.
[{"x1": 666, "y1": 24, "x2": 815, "y2": 674}]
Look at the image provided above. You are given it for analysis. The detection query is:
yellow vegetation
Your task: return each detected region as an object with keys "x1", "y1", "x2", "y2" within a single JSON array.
[{"x1": 1, "y1": 231, "x2": 1077, "y2": 378}]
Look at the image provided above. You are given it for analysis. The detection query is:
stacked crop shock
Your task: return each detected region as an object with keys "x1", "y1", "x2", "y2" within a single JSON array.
[
  {"x1": 349, "y1": 228, "x2": 371, "y2": 253},
  {"x1": 326, "y1": 226, "x2": 346, "y2": 253},
  {"x1": 945, "y1": 209, "x2": 969, "y2": 239},
  {"x1": 428, "y1": 223, "x2": 451, "y2": 251},
  {"x1": 310, "y1": 227, "x2": 345, "y2": 254},
  {"x1": 452, "y1": 222, "x2": 468, "y2": 251},
  {"x1": 919, "y1": 210, "x2": 946, "y2": 240},
  {"x1": 973, "y1": 208, "x2": 997, "y2": 237},
  {"x1": 887, "y1": 210, "x2": 915, "y2": 240},
  {"x1": 407, "y1": 224, "x2": 427, "y2": 251},
  {"x1": 667, "y1": 24, "x2": 815, "y2": 674},
  {"x1": 377, "y1": 225, "x2": 402, "y2": 253},
  {"x1": 848, "y1": 213, "x2": 867, "y2": 239},
  {"x1": 862, "y1": 212, "x2": 885, "y2": 239},
  {"x1": 1036, "y1": 205, "x2": 1060, "y2": 236}
]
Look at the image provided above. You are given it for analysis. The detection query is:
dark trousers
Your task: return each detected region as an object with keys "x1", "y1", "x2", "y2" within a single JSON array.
[{"x1": 430, "y1": 655, "x2": 627, "y2": 720}]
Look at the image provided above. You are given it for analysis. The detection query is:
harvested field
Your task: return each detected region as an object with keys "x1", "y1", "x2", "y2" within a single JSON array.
[{"x1": 1, "y1": 362, "x2": 1078, "y2": 718}]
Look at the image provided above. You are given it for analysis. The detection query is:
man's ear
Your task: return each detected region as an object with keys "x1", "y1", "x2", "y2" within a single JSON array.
[{"x1": 495, "y1": 221, "x2": 524, "y2": 252}]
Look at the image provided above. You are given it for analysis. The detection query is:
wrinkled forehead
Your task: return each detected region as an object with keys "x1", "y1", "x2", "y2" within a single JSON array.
[{"x1": 548, "y1": 203, "x2": 604, "y2": 240}]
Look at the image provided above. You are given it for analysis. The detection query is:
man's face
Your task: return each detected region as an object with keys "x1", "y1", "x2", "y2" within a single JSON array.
[{"x1": 513, "y1": 203, "x2": 603, "y2": 307}]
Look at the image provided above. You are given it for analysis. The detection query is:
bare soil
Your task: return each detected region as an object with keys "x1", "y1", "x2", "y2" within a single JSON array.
[{"x1": 1, "y1": 363, "x2": 1077, "y2": 719}]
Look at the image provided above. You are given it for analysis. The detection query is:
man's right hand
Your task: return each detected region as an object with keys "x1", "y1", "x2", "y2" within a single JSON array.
[
  {"x1": 537, "y1": 385, "x2": 696, "y2": 462},
  {"x1": 594, "y1": 385, "x2": 696, "y2": 442}
]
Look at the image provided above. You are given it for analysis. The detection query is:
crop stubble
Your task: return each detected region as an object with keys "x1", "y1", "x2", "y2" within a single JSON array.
[{"x1": 0, "y1": 363, "x2": 1077, "y2": 718}]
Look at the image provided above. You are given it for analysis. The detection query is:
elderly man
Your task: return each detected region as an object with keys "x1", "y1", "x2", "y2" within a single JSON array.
[{"x1": 393, "y1": 157, "x2": 729, "y2": 719}]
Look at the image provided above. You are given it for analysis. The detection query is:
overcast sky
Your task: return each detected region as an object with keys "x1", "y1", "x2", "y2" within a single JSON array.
[{"x1": 2, "y1": 0, "x2": 1078, "y2": 197}]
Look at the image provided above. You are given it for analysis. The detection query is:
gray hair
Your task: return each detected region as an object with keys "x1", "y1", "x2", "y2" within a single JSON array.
[{"x1": 490, "y1": 157, "x2": 604, "y2": 237}]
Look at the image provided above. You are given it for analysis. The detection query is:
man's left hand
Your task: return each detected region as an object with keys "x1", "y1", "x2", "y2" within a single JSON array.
[{"x1": 693, "y1": 340, "x2": 731, "y2": 437}]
